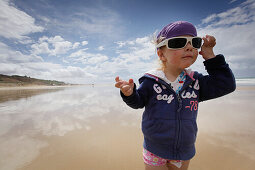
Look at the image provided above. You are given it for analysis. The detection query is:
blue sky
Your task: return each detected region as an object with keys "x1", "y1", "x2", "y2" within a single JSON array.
[{"x1": 0, "y1": 0, "x2": 254, "y2": 84}]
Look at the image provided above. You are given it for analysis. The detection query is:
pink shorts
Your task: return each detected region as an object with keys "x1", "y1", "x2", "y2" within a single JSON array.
[{"x1": 143, "y1": 148, "x2": 182, "y2": 168}]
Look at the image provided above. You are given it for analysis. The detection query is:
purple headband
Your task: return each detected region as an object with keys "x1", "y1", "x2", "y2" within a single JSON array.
[{"x1": 157, "y1": 21, "x2": 197, "y2": 40}]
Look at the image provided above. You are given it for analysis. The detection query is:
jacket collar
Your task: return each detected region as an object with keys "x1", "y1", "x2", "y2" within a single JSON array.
[{"x1": 141, "y1": 69, "x2": 195, "y2": 83}]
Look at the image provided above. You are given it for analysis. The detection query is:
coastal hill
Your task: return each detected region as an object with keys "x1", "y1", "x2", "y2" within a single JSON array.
[{"x1": 0, "y1": 74, "x2": 67, "y2": 87}]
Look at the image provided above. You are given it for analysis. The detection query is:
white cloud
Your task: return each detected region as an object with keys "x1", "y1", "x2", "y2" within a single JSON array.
[
  {"x1": 31, "y1": 36, "x2": 73, "y2": 56},
  {"x1": 53, "y1": 41, "x2": 72, "y2": 55},
  {"x1": 0, "y1": 0, "x2": 44, "y2": 40},
  {"x1": 0, "y1": 42, "x2": 43, "y2": 64},
  {"x1": 68, "y1": 50, "x2": 108, "y2": 65},
  {"x1": 201, "y1": 14, "x2": 217, "y2": 24},
  {"x1": 31, "y1": 42, "x2": 51, "y2": 55},
  {"x1": 0, "y1": 61, "x2": 97, "y2": 84},
  {"x1": 200, "y1": 0, "x2": 255, "y2": 27},
  {"x1": 50, "y1": 66, "x2": 97, "y2": 81},
  {"x1": 229, "y1": 0, "x2": 238, "y2": 3},
  {"x1": 82, "y1": 41, "x2": 88, "y2": 46},
  {"x1": 72, "y1": 42, "x2": 80, "y2": 49},
  {"x1": 84, "y1": 36, "x2": 158, "y2": 82},
  {"x1": 0, "y1": 41, "x2": 98, "y2": 83},
  {"x1": 69, "y1": 49, "x2": 87, "y2": 58},
  {"x1": 98, "y1": 46, "x2": 104, "y2": 51},
  {"x1": 87, "y1": 54, "x2": 108, "y2": 64}
]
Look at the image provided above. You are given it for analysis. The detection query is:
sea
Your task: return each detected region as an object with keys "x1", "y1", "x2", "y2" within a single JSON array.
[{"x1": 236, "y1": 78, "x2": 255, "y2": 86}]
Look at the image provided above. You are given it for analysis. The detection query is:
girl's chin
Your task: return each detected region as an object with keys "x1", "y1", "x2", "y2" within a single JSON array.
[
  {"x1": 181, "y1": 63, "x2": 193, "y2": 69},
  {"x1": 181, "y1": 60, "x2": 196, "y2": 68}
]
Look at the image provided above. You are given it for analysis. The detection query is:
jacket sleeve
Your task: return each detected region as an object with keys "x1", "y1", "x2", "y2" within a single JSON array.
[
  {"x1": 120, "y1": 78, "x2": 151, "y2": 109},
  {"x1": 198, "y1": 54, "x2": 236, "y2": 102}
]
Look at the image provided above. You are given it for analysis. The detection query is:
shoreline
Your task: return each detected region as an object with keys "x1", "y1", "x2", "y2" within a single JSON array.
[{"x1": 0, "y1": 84, "x2": 82, "y2": 91}]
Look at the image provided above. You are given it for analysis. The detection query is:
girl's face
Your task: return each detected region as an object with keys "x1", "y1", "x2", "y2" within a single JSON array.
[{"x1": 158, "y1": 35, "x2": 198, "y2": 72}]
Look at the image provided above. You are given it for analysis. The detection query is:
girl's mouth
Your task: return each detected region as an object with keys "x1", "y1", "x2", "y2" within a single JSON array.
[{"x1": 182, "y1": 56, "x2": 193, "y2": 59}]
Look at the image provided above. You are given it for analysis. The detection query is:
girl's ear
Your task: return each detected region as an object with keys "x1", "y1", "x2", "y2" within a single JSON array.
[{"x1": 157, "y1": 49, "x2": 166, "y2": 62}]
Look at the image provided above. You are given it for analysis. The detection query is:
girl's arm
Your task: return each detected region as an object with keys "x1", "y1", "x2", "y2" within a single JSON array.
[
  {"x1": 198, "y1": 54, "x2": 236, "y2": 102},
  {"x1": 197, "y1": 35, "x2": 236, "y2": 102},
  {"x1": 115, "y1": 76, "x2": 150, "y2": 109}
]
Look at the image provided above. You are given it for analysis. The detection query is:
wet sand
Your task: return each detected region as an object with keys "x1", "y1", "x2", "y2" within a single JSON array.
[
  {"x1": 191, "y1": 134, "x2": 255, "y2": 170},
  {"x1": 20, "y1": 124, "x2": 255, "y2": 170},
  {"x1": 0, "y1": 86, "x2": 66, "y2": 103},
  {"x1": 21, "y1": 113, "x2": 144, "y2": 170},
  {"x1": 0, "y1": 85, "x2": 254, "y2": 170}
]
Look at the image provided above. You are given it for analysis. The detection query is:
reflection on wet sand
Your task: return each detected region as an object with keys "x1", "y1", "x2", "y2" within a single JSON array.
[
  {"x1": 0, "y1": 86, "x2": 67, "y2": 170},
  {"x1": 0, "y1": 85, "x2": 254, "y2": 170},
  {"x1": 22, "y1": 112, "x2": 144, "y2": 170},
  {"x1": 0, "y1": 86, "x2": 65, "y2": 103}
]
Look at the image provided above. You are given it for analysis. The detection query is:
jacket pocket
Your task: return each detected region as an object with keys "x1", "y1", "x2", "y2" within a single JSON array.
[
  {"x1": 181, "y1": 120, "x2": 198, "y2": 147},
  {"x1": 149, "y1": 103, "x2": 177, "y2": 119},
  {"x1": 142, "y1": 119, "x2": 176, "y2": 145}
]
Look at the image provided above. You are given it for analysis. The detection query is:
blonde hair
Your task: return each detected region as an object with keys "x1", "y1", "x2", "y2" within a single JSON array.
[
  {"x1": 151, "y1": 31, "x2": 166, "y2": 71},
  {"x1": 151, "y1": 31, "x2": 165, "y2": 45}
]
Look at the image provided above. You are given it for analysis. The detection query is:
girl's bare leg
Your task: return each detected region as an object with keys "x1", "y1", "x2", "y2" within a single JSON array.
[
  {"x1": 145, "y1": 163, "x2": 168, "y2": 170},
  {"x1": 166, "y1": 160, "x2": 190, "y2": 170}
]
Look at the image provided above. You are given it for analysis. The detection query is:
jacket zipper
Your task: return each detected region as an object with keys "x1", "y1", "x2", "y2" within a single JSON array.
[
  {"x1": 174, "y1": 79, "x2": 194, "y2": 159},
  {"x1": 155, "y1": 77, "x2": 194, "y2": 159},
  {"x1": 175, "y1": 93, "x2": 182, "y2": 159},
  {"x1": 162, "y1": 83, "x2": 183, "y2": 159}
]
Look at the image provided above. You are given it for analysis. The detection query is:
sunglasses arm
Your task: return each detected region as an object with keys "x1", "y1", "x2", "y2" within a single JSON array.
[{"x1": 156, "y1": 40, "x2": 167, "y2": 49}]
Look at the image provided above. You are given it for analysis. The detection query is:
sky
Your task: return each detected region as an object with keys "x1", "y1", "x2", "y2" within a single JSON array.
[{"x1": 0, "y1": 0, "x2": 254, "y2": 84}]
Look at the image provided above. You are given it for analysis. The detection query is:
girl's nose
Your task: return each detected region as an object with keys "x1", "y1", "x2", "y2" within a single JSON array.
[{"x1": 185, "y1": 41, "x2": 193, "y2": 51}]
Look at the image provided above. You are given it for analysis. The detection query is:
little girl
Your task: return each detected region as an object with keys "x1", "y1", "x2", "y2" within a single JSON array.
[{"x1": 115, "y1": 21, "x2": 236, "y2": 170}]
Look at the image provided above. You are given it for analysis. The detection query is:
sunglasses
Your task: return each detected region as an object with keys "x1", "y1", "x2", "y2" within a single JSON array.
[{"x1": 156, "y1": 37, "x2": 202, "y2": 49}]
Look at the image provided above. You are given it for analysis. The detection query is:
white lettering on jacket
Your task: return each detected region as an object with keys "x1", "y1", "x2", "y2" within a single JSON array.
[
  {"x1": 153, "y1": 84, "x2": 174, "y2": 104},
  {"x1": 194, "y1": 79, "x2": 199, "y2": 90},
  {"x1": 181, "y1": 90, "x2": 197, "y2": 99},
  {"x1": 153, "y1": 84, "x2": 162, "y2": 93},
  {"x1": 157, "y1": 94, "x2": 174, "y2": 103}
]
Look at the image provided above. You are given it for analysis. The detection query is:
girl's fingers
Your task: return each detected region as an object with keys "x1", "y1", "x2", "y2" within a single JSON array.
[
  {"x1": 202, "y1": 37, "x2": 209, "y2": 46},
  {"x1": 115, "y1": 79, "x2": 129, "y2": 89},
  {"x1": 121, "y1": 85, "x2": 133, "y2": 96},
  {"x1": 202, "y1": 35, "x2": 216, "y2": 47},
  {"x1": 129, "y1": 79, "x2": 134, "y2": 85},
  {"x1": 129, "y1": 79, "x2": 134, "y2": 89},
  {"x1": 115, "y1": 76, "x2": 120, "y2": 82},
  {"x1": 121, "y1": 85, "x2": 130, "y2": 91},
  {"x1": 115, "y1": 81, "x2": 122, "y2": 88},
  {"x1": 115, "y1": 77, "x2": 134, "y2": 96},
  {"x1": 115, "y1": 76, "x2": 123, "y2": 88}
]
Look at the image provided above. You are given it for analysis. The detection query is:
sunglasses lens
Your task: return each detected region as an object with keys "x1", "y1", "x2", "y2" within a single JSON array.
[
  {"x1": 168, "y1": 38, "x2": 187, "y2": 49},
  {"x1": 192, "y1": 37, "x2": 202, "y2": 48}
]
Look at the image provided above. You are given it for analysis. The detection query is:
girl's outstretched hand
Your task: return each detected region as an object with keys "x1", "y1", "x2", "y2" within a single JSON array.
[
  {"x1": 199, "y1": 35, "x2": 216, "y2": 60},
  {"x1": 115, "y1": 76, "x2": 134, "y2": 96}
]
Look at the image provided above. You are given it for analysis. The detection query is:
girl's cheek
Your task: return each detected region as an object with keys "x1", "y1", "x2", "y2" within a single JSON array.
[{"x1": 172, "y1": 50, "x2": 182, "y2": 57}]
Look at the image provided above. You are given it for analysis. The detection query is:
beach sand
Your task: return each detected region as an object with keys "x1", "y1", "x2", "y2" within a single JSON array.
[
  {"x1": 0, "y1": 85, "x2": 254, "y2": 170},
  {"x1": 20, "y1": 124, "x2": 255, "y2": 170},
  {"x1": 20, "y1": 126, "x2": 255, "y2": 170}
]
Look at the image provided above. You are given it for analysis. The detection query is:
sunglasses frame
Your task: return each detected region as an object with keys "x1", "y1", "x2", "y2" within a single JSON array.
[{"x1": 156, "y1": 36, "x2": 203, "y2": 50}]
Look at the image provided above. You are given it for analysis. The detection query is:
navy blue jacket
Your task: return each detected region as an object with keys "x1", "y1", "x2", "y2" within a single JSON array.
[{"x1": 120, "y1": 55, "x2": 236, "y2": 160}]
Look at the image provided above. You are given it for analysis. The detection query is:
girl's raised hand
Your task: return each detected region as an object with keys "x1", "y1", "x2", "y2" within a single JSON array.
[
  {"x1": 199, "y1": 35, "x2": 216, "y2": 60},
  {"x1": 115, "y1": 76, "x2": 134, "y2": 96}
]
